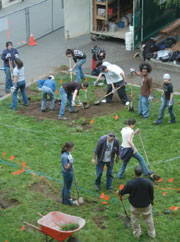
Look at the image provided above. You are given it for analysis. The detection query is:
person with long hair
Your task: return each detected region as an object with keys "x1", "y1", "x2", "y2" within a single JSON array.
[
  {"x1": 61, "y1": 142, "x2": 75, "y2": 206},
  {"x1": 118, "y1": 119, "x2": 153, "y2": 179},
  {"x1": 11, "y1": 58, "x2": 28, "y2": 109}
]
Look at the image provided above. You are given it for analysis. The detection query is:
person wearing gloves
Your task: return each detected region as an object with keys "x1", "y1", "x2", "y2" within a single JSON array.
[
  {"x1": 131, "y1": 63, "x2": 153, "y2": 119},
  {"x1": 118, "y1": 119, "x2": 153, "y2": 179},
  {"x1": 10, "y1": 58, "x2": 28, "y2": 110},
  {"x1": 1, "y1": 41, "x2": 19, "y2": 93},
  {"x1": 66, "y1": 49, "x2": 87, "y2": 82},
  {"x1": 153, "y1": 74, "x2": 176, "y2": 125},
  {"x1": 58, "y1": 81, "x2": 88, "y2": 120},
  {"x1": 92, "y1": 132, "x2": 120, "y2": 193},
  {"x1": 61, "y1": 142, "x2": 75, "y2": 206},
  {"x1": 38, "y1": 75, "x2": 56, "y2": 112},
  {"x1": 94, "y1": 62, "x2": 129, "y2": 105},
  {"x1": 118, "y1": 166, "x2": 155, "y2": 239}
]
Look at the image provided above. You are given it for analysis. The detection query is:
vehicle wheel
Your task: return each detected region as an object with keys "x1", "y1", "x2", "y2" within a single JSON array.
[{"x1": 91, "y1": 34, "x2": 97, "y2": 41}]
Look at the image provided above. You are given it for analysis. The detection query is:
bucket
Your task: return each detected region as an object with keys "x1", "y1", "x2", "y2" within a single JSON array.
[
  {"x1": 125, "y1": 32, "x2": 133, "y2": 42},
  {"x1": 109, "y1": 22, "x2": 116, "y2": 32},
  {"x1": 129, "y1": 25, "x2": 134, "y2": 32},
  {"x1": 118, "y1": 21, "x2": 124, "y2": 28},
  {"x1": 125, "y1": 43, "x2": 133, "y2": 51},
  {"x1": 127, "y1": 13, "x2": 132, "y2": 25}
]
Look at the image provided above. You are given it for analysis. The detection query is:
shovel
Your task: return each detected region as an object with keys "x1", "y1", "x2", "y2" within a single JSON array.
[
  {"x1": 69, "y1": 57, "x2": 73, "y2": 81},
  {"x1": 119, "y1": 195, "x2": 130, "y2": 228},
  {"x1": 128, "y1": 72, "x2": 135, "y2": 111},
  {"x1": 94, "y1": 85, "x2": 123, "y2": 105},
  {"x1": 138, "y1": 133, "x2": 151, "y2": 169},
  {"x1": 73, "y1": 172, "x2": 84, "y2": 206}
]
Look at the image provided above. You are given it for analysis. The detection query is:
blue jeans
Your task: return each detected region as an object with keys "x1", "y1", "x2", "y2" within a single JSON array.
[
  {"x1": 62, "y1": 172, "x2": 74, "y2": 206},
  {"x1": 95, "y1": 161, "x2": 114, "y2": 189},
  {"x1": 118, "y1": 151, "x2": 150, "y2": 178},
  {"x1": 156, "y1": 98, "x2": 176, "y2": 123},
  {"x1": 41, "y1": 86, "x2": 55, "y2": 110},
  {"x1": 59, "y1": 87, "x2": 74, "y2": 116},
  {"x1": 11, "y1": 80, "x2": 28, "y2": 109},
  {"x1": 139, "y1": 95, "x2": 150, "y2": 118},
  {"x1": 4, "y1": 67, "x2": 12, "y2": 92},
  {"x1": 75, "y1": 58, "x2": 87, "y2": 82}
]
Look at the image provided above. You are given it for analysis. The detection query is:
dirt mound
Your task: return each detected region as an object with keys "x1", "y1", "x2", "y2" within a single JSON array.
[
  {"x1": 93, "y1": 215, "x2": 107, "y2": 230},
  {"x1": 0, "y1": 198, "x2": 20, "y2": 209}
]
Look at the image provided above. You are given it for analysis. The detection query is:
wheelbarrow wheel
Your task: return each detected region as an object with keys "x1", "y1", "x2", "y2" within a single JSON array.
[{"x1": 67, "y1": 237, "x2": 80, "y2": 242}]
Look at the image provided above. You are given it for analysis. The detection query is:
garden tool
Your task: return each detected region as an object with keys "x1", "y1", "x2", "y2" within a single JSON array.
[
  {"x1": 94, "y1": 85, "x2": 123, "y2": 105},
  {"x1": 69, "y1": 57, "x2": 73, "y2": 81},
  {"x1": 128, "y1": 72, "x2": 135, "y2": 111},
  {"x1": 138, "y1": 133, "x2": 150, "y2": 169},
  {"x1": 73, "y1": 171, "x2": 84, "y2": 205},
  {"x1": 118, "y1": 195, "x2": 130, "y2": 228}
]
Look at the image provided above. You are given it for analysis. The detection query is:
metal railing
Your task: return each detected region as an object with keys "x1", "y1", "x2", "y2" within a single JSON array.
[{"x1": 0, "y1": 0, "x2": 64, "y2": 52}]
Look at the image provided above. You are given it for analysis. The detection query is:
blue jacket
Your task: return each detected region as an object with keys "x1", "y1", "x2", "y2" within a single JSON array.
[
  {"x1": 61, "y1": 152, "x2": 74, "y2": 174},
  {"x1": 1, "y1": 48, "x2": 19, "y2": 67},
  {"x1": 94, "y1": 135, "x2": 120, "y2": 164},
  {"x1": 38, "y1": 79, "x2": 56, "y2": 92}
]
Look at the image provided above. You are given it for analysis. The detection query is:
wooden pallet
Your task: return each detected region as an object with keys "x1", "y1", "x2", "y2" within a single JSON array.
[{"x1": 160, "y1": 18, "x2": 180, "y2": 35}]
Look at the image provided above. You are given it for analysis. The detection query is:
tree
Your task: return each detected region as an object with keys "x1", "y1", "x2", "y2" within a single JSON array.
[{"x1": 154, "y1": 0, "x2": 180, "y2": 7}]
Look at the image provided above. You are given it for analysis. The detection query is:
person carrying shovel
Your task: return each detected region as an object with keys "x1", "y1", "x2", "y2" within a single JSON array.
[
  {"x1": 94, "y1": 62, "x2": 129, "y2": 105},
  {"x1": 118, "y1": 165, "x2": 156, "y2": 239}
]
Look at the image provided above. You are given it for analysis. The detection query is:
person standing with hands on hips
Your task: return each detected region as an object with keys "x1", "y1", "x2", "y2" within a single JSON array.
[
  {"x1": 66, "y1": 49, "x2": 87, "y2": 82},
  {"x1": 92, "y1": 132, "x2": 120, "y2": 193},
  {"x1": 131, "y1": 63, "x2": 153, "y2": 119},
  {"x1": 61, "y1": 142, "x2": 75, "y2": 206},
  {"x1": 10, "y1": 58, "x2": 28, "y2": 110},
  {"x1": 118, "y1": 119, "x2": 153, "y2": 179},
  {"x1": 1, "y1": 41, "x2": 19, "y2": 93},
  {"x1": 153, "y1": 73, "x2": 176, "y2": 125}
]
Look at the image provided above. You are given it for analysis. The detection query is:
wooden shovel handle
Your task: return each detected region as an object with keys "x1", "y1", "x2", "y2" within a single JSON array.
[{"x1": 23, "y1": 221, "x2": 42, "y2": 232}]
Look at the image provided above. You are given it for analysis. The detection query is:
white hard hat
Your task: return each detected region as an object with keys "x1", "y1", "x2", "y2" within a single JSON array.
[
  {"x1": 48, "y1": 75, "x2": 54, "y2": 80},
  {"x1": 163, "y1": 73, "x2": 170, "y2": 80}
]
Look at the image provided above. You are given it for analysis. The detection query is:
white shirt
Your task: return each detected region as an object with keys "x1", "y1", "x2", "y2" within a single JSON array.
[
  {"x1": 121, "y1": 127, "x2": 134, "y2": 148},
  {"x1": 104, "y1": 64, "x2": 124, "y2": 84},
  {"x1": 13, "y1": 66, "x2": 25, "y2": 82}
]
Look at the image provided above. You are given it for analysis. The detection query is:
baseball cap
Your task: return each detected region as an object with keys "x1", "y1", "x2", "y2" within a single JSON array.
[
  {"x1": 48, "y1": 75, "x2": 55, "y2": 80},
  {"x1": 108, "y1": 131, "x2": 116, "y2": 137},
  {"x1": 163, "y1": 73, "x2": 170, "y2": 80}
]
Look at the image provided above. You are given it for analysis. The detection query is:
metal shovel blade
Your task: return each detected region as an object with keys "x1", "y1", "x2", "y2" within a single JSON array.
[
  {"x1": 124, "y1": 215, "x2": 131, "y2": 228},
  {"x1": 94, "y1": 100, "x2": 100, "y2": 105},
  {"x1": 78, "y1": 197, "x2": 84, "y2": 204}
]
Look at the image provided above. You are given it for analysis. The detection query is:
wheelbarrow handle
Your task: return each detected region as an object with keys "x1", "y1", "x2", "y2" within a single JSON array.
[{"x1": 24, "y1": 221, "x2": 42, "y2": 232}]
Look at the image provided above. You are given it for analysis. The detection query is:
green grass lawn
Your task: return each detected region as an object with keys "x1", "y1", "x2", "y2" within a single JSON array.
[{"x1": 0, "y1": 73, "x2": 180, "y2": 242}]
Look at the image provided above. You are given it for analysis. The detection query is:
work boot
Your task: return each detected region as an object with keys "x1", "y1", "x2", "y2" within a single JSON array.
[
  {"x1": 107, "y1": 188, "x2": 113, "y2": 193},
  {"x1": 69, "y1": 110, "x2": 79, "y2": 113},
  {"x1": 95, "y1": 186, "x2": 100, "y2": 191},
  {"x1": 153, "y1": 121, "x2": 160, "y2": 125},
  {"x1": 58, "y1": 116, "x2": 68, "y2": 120},
  {"x1": 41, "y1": 109, "x2": 46, "y2": 112}
]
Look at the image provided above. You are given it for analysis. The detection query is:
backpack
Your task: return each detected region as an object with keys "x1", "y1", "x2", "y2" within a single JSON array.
[
  {"x1": 91, "y1": 45, "x2": 106, "y2": 61},
  {"x1": 142, "y1": 38, "x2": 158, "y2": 61},
  {"x1": 157, "y1": 50, "x2": 173, "y2": 62}
]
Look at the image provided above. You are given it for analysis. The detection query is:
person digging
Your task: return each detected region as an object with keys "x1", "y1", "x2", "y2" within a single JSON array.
[
  {"x1": 94, "y1": 62, "x2": 129, "y2": 105},
  {"x1": 118, "y1": 166, "x2": 156, "y2": 239},
  {"x1": 58, "y1": 81, "x2": 88, "y2": 120},
  {"x1": 92, "y1": 132, "x2": 120, "y2": 193}
]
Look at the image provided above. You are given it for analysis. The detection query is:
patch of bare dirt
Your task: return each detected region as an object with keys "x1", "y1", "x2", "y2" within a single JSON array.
[
  {"x1": 17, "y1": 87, "x2": 126, "y2": 124},
  {"x1": 29, "y1": 180, "x2": 60, "y2": 202},
  {"x1": 93, "y1": 215, "x2": 107, "y2": 230},
  {"x1": 0, "y1": 198, "x2": 20, "y2": 209}
]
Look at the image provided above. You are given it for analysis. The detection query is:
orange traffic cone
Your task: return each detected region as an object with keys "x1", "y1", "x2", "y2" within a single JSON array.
[{"x1": 28, "y1": 34, "x2": 37, "y2": 46}]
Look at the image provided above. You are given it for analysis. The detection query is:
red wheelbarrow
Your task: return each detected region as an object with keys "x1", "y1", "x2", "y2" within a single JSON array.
[{"x1": 24, "y1": 211, "x2": 86, "y2": 242}]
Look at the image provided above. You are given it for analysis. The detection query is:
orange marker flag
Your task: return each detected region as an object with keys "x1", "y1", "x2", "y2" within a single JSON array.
[
  {"x1": 17, "y1": 170, "x2": 21, "y2": 175},
  {"x1": 21, "y1": 168, "x2": 24, "y2": 173},
  {"x1": 22, "y1": 161, "x2": 26, "y2": 168},
  {"x1": 60, "y1": 79, "x2": 63, "y2": 84},
  {"x1": 3, "y1": 152, "x2": 6, "y2": 157},
  {"x1": 82, "y1": 88, "x2": 86, "y2": 91},
  {"x1": 163, "y1": 192, "x2": 167, "y2": 196},
  {"x1": 55, "y1": 89, "x2": 58, "y2": 95},
  {"x1": 5, "y1": 240, "x2": 8, "y2": 242},
  {"x1": 12, "y1": 171, "x2": 18, "y2": 175},
  {"x1": 103, "y1": 165, "x2": 106, "y2": 171},
  {"x1": 105, "y1": 195, "x2": 109, "y2": 201},
  {"x1": 21, "y1": 226, "x2": 25, "y2": 231},
  {"x1": 10, "y1": 155, "x2": 14, "y2": 160},
  {"x1": 115, "y1": 114, "x2": 118, "y2": 120},
  {"x1": 90, "y1": 119, "x2": 94, "y2": 124},
  {"x1": 102, "y1": 201, "x2": 107, "y2": 205},
  {"x1": 157, "y1": 178, "x2": 162, "y2": 183},
  {"x1": 169, "y1": 206, "x2": 175, "y2": 210},
  {"x1": 84, "y1": 78, "x2": 88, "y2": 82},
  {"x1": 119, "y1": 184, "x2": 124, "y2": 190},
  {"x1": 168, "y1": 178, "x2": 174, "y2": 182},
  {"x1": 100, "y1": 193, "x2": 105, "y2": 199},
  {"x1": 174, "y1": 207, "x2": 179, "y2": 211}
]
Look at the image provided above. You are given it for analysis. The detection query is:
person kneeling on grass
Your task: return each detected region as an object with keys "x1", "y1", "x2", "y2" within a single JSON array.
[
  {"x1": 58, "y1": 81, "x2": 88, "y2": 120},
  {"x1": 153, "y1": 73, "x2": 176, "y2": 125},
  {"x1": 61, "y1": 142, "x2": 76, "y2": 206},
  {"x1": 38, "y1": 75, "x2": 56, "y2": 112},
  {"x1": 118, "y1": 166, "x2": 155, "y2": 239},
  {"x1": 118, "y1": 119, "x2": 153, "y2": 179}
]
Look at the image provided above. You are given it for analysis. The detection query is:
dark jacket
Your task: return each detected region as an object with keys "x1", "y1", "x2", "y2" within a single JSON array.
[
  {"x1": 94, "y1": 135, "x2": 120, "y2": 164},
  {"x1": 1, "y1": 48, "x2": 19, "y2": 68}
]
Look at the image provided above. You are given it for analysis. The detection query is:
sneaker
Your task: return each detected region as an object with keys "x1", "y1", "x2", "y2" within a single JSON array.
[
  {"x1": 50, "y1": 108, "x2": 55, "y2": 111},
  {"x1": 41, "y1": 109, "x2": 46, "y2": 112},
  {"x1": 168, "y1": 120, "x2": 176, "y2": 124},
  {"x1": 125, "y1": 101, "x2": 129, "y2": 106},
  {"x1": 58, "y1": 116, "x2": 68, "y2": 120},
  {"x1": 95, "y1": 186, "x2": 100, "y2": 191},
  {"x1": 153, "y1": 121, "x2": 160, "y2": 125},
  {"x1": 101, "y1": 99, "x2": 107, "y2": 103},
  {"x1": 69, "y1": 110, "x2": 79, "y2": 113}
]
